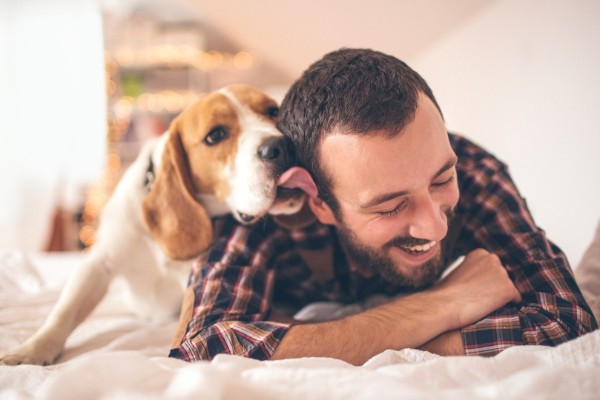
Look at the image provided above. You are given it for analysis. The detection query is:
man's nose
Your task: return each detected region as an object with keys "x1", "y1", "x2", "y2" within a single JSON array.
[{"x1": 407, "y1": 196, "x2": 448, "y2": 242}]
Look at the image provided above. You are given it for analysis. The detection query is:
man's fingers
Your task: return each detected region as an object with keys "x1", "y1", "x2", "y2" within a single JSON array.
[{"x1": 463, "y1": 248, "x2": 490, "y2": 263}]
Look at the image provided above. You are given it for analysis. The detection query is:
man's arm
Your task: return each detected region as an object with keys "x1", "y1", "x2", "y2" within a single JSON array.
[
  {"x1": 272, "y1": 290, "x2": 452, "y2": 365},
  {"x1": 272, "y1": 249, "x2": 520, "y2": 364}
]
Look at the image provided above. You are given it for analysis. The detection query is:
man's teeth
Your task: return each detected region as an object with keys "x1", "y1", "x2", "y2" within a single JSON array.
[{"x1": 401, "y1": 241, "x2": 437, "y2": 253}]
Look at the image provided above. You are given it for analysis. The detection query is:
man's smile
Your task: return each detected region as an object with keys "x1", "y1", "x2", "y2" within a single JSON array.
[
  {"x1": 391, "y1": 240, "x2": 440, "y2": 266},
  {"x1": 399, "y1": 240, "x2": 437, "y2": 254}
]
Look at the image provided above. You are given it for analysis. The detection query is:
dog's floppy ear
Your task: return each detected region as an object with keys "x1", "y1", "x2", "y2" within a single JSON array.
[{"x1": 141, "y1": 129, "x2": 212, "y2": 261}]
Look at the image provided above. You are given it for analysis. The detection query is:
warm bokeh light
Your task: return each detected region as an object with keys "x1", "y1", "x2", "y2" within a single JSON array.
[
  {"x1": 79, "y1": 225, "x2": 96, "y2": 247},
  {"x1": 113, "y1": 96, "x2": 134, "y2": 119},
  {"x1": 233, "y1": 51, "x2": 254, "y2": 70}
]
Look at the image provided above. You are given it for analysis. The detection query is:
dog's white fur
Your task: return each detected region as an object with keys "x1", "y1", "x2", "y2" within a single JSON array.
[
  {"x1": 0, "y1": 85, "x2": 302, "y2": 365},
  {"x1": 220, "y1": 88, "x2": 283, "y2": 216}
]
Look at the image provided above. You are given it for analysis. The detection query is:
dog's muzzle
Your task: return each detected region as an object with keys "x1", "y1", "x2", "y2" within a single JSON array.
[{"x1": 233, "y1": 137, "x2": 297, "y2": 224}]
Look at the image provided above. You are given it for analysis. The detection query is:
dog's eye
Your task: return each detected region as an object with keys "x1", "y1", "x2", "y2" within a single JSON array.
[
  {"x1": 204, "y1": 126, "x2": 229, "y2": 146},
  {"x1": 266, "y1": 106, "x2": 279, "y2": 118}
]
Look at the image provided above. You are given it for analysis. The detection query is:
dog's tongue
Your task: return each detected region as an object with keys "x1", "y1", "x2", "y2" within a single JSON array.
[{"x1": 277, "y1": 167, "x2": 319, "y2": 199}]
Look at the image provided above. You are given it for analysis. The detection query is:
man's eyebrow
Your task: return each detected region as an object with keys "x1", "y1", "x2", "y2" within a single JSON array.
[
  {"x1": 360, "y1": 189, "x2": 410, "y2": 210},
  {"x1": 433, "y1": 155, "x2": 458, "y2": 180},
  {"x1": 359, "y1": 155, "x2": 458, "y2": 210}
]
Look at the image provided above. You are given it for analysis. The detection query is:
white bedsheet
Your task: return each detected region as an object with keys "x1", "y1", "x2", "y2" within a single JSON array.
[{"x1": 1, "y1": 249, "x2": 599, "y2": 400}]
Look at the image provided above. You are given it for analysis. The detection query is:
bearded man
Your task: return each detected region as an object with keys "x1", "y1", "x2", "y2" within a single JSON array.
[{"x1": 169, "y1": 48, "x2": 597, "y2": 365}]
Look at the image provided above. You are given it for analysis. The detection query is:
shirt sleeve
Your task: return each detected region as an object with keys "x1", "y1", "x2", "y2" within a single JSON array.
[
  {"x1": 169, "y1": 217, "x2": 291, "y2": 362},
  {"x1": 454, "y1": 141, "x2": 597, "y2": 356}
]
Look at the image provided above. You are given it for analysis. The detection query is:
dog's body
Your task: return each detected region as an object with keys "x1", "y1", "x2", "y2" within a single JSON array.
[{"x1": 0, "y1": 85, "x2": 304, "y2": 365}]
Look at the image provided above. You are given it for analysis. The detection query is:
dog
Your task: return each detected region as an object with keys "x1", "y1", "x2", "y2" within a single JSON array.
[{"x1": 0, "y1": 84, "x2": 305, "y2": 365}]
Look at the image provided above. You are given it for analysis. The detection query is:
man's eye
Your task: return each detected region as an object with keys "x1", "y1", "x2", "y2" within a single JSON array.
[
  {"x1": 432, "y1": 175, "x2": 455, "y2": 188},
  {"x1": 378, "y1": 200, "x2": 408, "y2": 217},
  {"x1": 204, "y1": 126, "x2": 229, "y2": 146}
]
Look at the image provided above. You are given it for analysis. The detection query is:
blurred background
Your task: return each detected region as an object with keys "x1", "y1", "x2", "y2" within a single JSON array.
[{"x1": 0, "y1": 0, "x2": 598, "y2": 267}]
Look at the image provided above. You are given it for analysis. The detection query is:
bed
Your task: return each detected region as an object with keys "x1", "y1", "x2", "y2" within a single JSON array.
[{"x1": 1, "y1": 221, "x2": 600, "y2": 400}]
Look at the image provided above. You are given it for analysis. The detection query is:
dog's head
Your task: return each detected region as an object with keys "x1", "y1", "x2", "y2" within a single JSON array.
[{"x1": 141, "y1": 84, "x2": 305, "y2": 260}]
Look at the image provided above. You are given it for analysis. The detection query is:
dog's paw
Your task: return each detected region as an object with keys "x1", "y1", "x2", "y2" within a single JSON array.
[{"x1": 0, "y1": 340, "x2": 62, "y2": 366}]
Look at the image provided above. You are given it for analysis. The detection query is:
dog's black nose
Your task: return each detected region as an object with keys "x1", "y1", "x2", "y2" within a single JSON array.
[{"x1": 258, "y1": 136, "x2": 291, "y2": 165}]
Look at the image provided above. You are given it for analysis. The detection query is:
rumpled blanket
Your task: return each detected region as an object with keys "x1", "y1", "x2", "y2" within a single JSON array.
[{"x1": 1, "y1": 244, "x2": 599, "y2": 400}]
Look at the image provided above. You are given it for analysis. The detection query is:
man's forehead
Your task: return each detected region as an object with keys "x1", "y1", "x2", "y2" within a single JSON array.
[{"x1": 317, "y1": 95, "x2": 451, "y2": 205}]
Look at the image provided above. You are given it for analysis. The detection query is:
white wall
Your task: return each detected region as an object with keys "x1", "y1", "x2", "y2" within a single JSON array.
[
  {"x1": 0, "y1": 0, "x2": 106, "y2": 250},
  {"x1": 411, "y1": 0, "x2": 600, "y2": 267}
]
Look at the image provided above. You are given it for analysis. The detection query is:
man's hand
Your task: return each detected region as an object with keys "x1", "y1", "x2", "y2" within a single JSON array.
[{"x1": 435, "y1": 248, "x2": 522, "y2": 330}]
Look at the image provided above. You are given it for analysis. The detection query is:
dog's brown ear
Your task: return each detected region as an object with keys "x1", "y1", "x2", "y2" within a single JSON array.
[
  {"x1": 141, "y1": 130, "x2": 212, "y2": 261},
  {"x1": 272, "y1": 200, "x2": 317, "y2": 230}
]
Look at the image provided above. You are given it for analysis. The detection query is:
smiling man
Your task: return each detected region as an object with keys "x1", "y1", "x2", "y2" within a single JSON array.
[
  {"x1": 314, "y1": 94, "x2": 459, "y2": 290},
  {"x1": 169, "y1": 48, "x2": 597, "y2": 365}
]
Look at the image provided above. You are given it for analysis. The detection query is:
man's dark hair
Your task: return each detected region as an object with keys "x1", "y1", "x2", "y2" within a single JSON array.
[{"x1": 278, "y1": 48, "x2": 442, "y2": 216}]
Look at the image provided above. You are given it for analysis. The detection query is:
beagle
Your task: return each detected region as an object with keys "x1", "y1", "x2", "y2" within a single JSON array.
[{"x1": 0, "y1": 84, "x2": 305, "y2": 366}]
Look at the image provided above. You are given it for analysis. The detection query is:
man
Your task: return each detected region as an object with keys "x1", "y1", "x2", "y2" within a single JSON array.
[{"x1": 169, "y1": 48, "x2": 597, "y2": 365}]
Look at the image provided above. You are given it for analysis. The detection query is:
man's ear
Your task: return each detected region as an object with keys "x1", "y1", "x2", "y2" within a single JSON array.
[{"x1": 308, "y1": 197, "x2": 337, "y2": 225}]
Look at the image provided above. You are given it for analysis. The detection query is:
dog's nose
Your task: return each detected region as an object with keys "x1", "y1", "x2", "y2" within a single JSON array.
[{"x1": 258, "y1": 137, "x2": 290, "y2": 165}]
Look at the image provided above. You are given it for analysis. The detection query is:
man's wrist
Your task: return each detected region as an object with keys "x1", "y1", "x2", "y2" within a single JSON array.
[{"x1": 416, "y1": 286, "x2": 464, "y2": 332}]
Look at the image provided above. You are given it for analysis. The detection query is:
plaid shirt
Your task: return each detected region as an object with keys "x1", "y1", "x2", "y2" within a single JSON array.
[{"x1": 169, "y1": 133, "x2": 597, "y2": 361}]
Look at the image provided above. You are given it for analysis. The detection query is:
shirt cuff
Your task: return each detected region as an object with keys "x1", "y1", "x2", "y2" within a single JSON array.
[
  {"x1": 170, "y1": 320, "x2": 291, "y2": 362},
  {"x1": 460, "y1": 309, "x2": 524, "y2": 356}
]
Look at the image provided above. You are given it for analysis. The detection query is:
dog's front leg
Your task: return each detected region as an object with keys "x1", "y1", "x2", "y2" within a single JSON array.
[{"x1": 0, "y1": 251, "x2": 114, "y2": 365}]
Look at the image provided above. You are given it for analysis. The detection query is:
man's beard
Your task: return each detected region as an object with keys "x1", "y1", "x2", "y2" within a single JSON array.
[{"x1": 336, "y1": 209, "x2": 455, "y2": 290}]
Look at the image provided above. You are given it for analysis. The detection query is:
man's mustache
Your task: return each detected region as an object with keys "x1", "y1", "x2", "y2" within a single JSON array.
[{"x1": 383, "y1": 208, "x2": 455, "y2": 250}]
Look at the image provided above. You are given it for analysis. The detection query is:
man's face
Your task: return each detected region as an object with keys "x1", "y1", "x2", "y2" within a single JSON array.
[{"x1": 314, "y1": 93, "x2": 459, "y2": 289}]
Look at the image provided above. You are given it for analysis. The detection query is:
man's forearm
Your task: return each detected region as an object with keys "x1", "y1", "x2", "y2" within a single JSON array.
[
  {"x1": 272, "y1": 249, "x2": 521, "y2": 364},
  {"x1": 271, "y1": 289, "x2": 456, "y2": 365}
]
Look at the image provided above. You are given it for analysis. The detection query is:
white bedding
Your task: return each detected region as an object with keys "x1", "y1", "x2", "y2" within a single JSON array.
[{"x1": 1, "y1": 242, "x2": 599, "y2": 400}]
